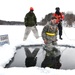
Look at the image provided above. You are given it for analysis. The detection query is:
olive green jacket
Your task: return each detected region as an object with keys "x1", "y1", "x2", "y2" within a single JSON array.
[{"x1": 24, "y1": 11, "x2": 37, "y2": 27}]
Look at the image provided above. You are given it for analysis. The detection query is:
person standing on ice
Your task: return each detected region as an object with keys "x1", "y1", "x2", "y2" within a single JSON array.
[
  {"x1": 23, "y1": 7, "x2": 39, "y2": 41},
  {"x1": 53, "y1": 7, "x2": 64, "y2": 40}
]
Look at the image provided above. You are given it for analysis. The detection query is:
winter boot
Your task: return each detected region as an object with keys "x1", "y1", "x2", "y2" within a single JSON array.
[
  {"x1": 23, "y1": 37, "x2": 27, "y2": 41},
  {"x1": 59, "y1": 35, "x2": 63, "y2": 40}
]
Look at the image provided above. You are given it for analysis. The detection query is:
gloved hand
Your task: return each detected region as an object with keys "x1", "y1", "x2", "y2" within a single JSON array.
[
  {"x1": 60, "y1": 19, "x2": 62, "y2": 22},
  {"x1": 60, "y1": 20, "x2": 62, "y2": 22},
  {"x1": 36, "y1": 23, "x2": 37, "y2": 26}
]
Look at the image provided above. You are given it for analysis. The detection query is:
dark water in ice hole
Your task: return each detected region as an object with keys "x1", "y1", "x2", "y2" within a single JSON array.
[{"x1": 5, "y1": 45, "x2": 75, "y2": 70}]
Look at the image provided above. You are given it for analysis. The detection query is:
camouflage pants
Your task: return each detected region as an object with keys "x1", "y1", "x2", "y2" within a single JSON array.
[
  {"x1": 43, "y1": 43, "x2": 53, "y2": 51},
  {"x1": 23, "y1": 26, "x2": 39, "y2": 40},
  {"x1": 43, "y1": 40, "x2": 57, "y2": 57},
  {"x1": 43, "y1": 40, "x2": 57, "y2": 51}
]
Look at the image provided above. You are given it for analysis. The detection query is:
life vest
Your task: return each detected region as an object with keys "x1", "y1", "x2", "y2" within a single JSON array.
[{"x1": 53, "y1": 12, "x2": 64, "y2": 24}]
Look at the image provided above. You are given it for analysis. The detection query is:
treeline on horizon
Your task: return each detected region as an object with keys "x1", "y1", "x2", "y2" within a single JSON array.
[{"x1": 0, "y1": 12, "x2": 75, "y2": 26}]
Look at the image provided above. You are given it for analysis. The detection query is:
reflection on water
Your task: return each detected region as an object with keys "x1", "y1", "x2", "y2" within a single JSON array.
[
  {"x1": 60, "y1": 47, "x2": 75, "y2": 69},
  {"x1": 25, "y1": 47, "x2": 39, "y2": 67},
  {"x1": 5, "y1": 46, "x2": 45, "y2": 68},
  {"x1": 5, "y1": 45, "x2": 75, "y2": 70},
  {"x1": 6, "y1": 47, "x2": 26, "y2": 67},
  {"x1": 41, "y1": 47, "x2": 61, "y2": 69}
]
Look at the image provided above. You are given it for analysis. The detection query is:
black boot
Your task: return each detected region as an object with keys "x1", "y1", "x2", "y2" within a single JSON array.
[{"x1": 59, "y1": 35, "x2": 63, "y2": 40}]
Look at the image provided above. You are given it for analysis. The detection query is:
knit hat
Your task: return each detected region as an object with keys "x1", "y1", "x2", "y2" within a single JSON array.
[
  {"x1": 55, "y1": 7, "x2": 60, "y2": 10},
  {"x1": 30, "y1": 7, "x2": 34, "y2": 11}
]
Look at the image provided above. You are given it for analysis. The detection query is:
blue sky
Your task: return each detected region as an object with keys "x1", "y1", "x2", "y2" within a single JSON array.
[{"x1": 0, "y1": 0, "x2": 75, "y2": 22}]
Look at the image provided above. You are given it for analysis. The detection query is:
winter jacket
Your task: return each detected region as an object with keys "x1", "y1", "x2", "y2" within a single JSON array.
[
  {"x1": 24, "y1": 11, "x2": 37, "y2": 27},
  {"x1": 42, "y1": 21, "x2": 58, "y2": 42},
  {"x1": 53, "y1": 12, "x2": 64, "y2": 24}
]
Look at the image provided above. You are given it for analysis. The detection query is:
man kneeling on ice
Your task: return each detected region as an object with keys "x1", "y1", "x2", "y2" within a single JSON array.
[{"x1": 41, "y1": 17, "x2": 61, "y2": 69}]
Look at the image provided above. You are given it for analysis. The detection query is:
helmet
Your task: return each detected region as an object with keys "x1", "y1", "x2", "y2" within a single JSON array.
[
  {"x1": 55, "y1": 7, "x2": 60, "y2": 10},
  {"x1": 30, "y1": 7, "x2": 34, "y2": 11}
]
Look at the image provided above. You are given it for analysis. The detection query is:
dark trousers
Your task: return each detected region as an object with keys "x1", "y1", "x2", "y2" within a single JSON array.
[{"x1": 58, "y1": 22, "x2": 62, "y2": 36}]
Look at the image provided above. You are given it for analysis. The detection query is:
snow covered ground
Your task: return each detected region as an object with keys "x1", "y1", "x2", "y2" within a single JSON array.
[{"x1": 0, "y1": 25, "x2": 75, "y2": 75}]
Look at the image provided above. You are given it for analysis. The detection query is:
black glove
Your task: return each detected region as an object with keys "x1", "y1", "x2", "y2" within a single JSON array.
[
  {"x1": 60, "y1": 20, "x2": 62, "y2": 22},
  {"x1": 35, "y1": 23, "x2": 37, "y2": 26},
  {"x1": 59, "y1": 20, "x2": 62, "y2": 23}
]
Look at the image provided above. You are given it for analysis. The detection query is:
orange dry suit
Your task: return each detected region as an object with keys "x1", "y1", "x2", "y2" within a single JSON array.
[
  {"x1": 53, "y1": 12, "x2": 64, "y2": 39},
  {"x1": 53, "y1": 12, "x2": 64, "y2": 24}
]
